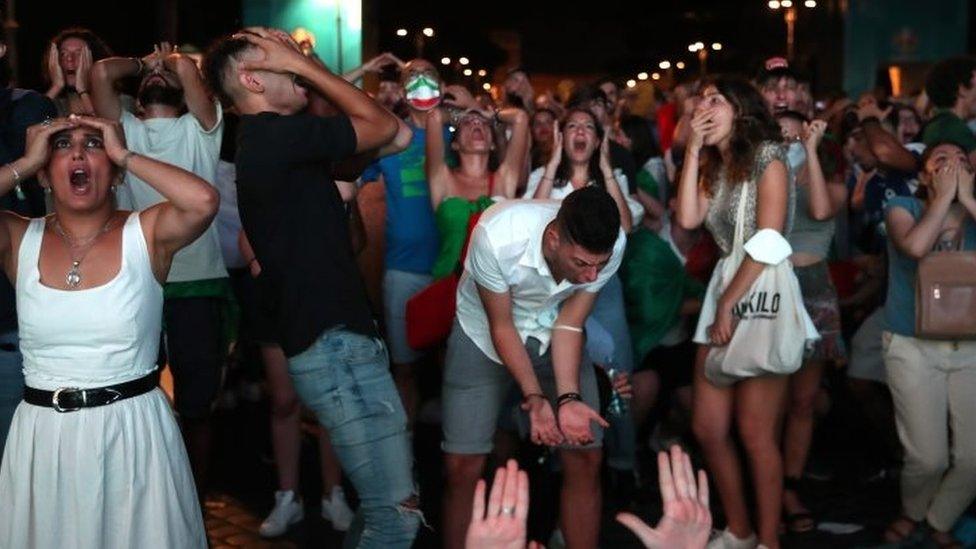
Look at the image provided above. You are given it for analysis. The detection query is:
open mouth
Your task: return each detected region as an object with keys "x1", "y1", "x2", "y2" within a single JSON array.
[
  {"x1": 69, "y1": 167, "x2": 91, "y2": 195},
  {"x1": 773, "y1": 103, "x2": 789, "y2": 113},
  {"x1": 572, "y1": 137, "x2": 588, "y2": 153},
  {"x1": 145, "y1": 74, "x2": 168, "y2": 87}
]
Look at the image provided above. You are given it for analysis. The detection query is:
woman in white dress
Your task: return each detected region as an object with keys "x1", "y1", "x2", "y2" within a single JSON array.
[{"x1": 0, "y1": 114, "x2": 217, "y2": 548}]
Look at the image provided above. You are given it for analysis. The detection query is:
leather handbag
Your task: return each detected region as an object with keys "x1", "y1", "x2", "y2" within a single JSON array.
[{"x1": 916, "y1": 229, "x2": 976, "y2": 339}]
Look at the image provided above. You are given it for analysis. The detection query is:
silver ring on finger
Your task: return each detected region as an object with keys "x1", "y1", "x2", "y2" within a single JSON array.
[{"x1": 502, "y1": 506, "x2": 515, "y2": 516}]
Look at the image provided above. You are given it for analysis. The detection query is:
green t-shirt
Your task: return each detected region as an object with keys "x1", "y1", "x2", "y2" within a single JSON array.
[
  {"x1": 922, "y1": 109, "x2": 976, "y2": 152},
  {"x1": 620, "y1": 227, "x2": 704, "y2": 363}
]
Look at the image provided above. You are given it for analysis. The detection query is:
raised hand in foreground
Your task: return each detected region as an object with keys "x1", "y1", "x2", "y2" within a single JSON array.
[
  {"x1": 616, "y1": 445, "x2": 712, "y2": 549},
  {"x1": 465, "y1": 459, "x2": 543, "y2": 549}
]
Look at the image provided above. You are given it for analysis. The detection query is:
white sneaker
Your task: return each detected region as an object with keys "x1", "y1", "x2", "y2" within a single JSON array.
[
  {"x1": 259, "y1": 490, "x2": 304, "y2": 538},
  {"x1": 322, "y1": 486, "x2": 355, "y2": 532},
  {"x1": 706, "y1": 528, "x2": 758, "y2": 549}
]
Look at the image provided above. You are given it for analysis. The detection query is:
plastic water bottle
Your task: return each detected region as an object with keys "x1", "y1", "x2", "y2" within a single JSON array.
[{"x1": 607, "y1": 366, "x2": 629, "y2": 417}]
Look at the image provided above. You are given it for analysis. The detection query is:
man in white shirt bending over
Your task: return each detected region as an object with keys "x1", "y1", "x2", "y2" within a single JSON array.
[
  {"x1": 442, "y1": 186, "x2": 626, "y2": 549},
  {"x1": 91, "y1": 43, "x2": 227, "y2": 497}
]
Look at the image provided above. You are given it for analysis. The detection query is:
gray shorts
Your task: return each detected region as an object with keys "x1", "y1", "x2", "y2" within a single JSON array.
[
  {"x1": 442, "y1": 322, "x2": 603, "y2": 455},
  {"x1": 382, "y1": 269, "x2": 433, "y2": 365}
]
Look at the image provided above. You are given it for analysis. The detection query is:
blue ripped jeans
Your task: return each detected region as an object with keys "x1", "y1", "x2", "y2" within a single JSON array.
[{"x1": 288, "y1": 327, "x2": 419, "y2": 548}]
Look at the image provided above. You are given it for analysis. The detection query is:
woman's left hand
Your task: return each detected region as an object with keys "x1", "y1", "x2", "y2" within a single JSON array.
[
  {"x1": 70, "y1": 115, "x2": 129, "y2": 166},
  {"x1": 958, "y1": 160, "x2": 976, "y2": 205},
  {"x1": 612, "y1": 371, "x2": 633, "y2": 400},
  {"x1": 802, "y1": 119, "x2": 826, "y2": 152},
  {"x1": 707, "y1": 301, "x2": 737, "y2": 346},
  {"x1": 74, "y1": 45, "x2": 93, "y2": 94}
]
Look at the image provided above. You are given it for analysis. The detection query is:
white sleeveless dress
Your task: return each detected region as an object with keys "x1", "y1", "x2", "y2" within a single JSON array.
[{"x1": 0, "y1": 212, "x2": 206, "y2": 548}]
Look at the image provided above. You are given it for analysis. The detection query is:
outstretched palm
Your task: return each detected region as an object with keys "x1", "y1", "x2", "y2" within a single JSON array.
[{"x1": 617, "y1": 446, "x2": 712, "y2": 549}]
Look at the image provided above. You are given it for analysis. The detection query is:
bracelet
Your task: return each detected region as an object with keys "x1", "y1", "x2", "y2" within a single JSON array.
[
  {"x1": 5, "y1": 162, "x2": 20, "y2": 182},
  {"x1": 556, "y1": 392, "x2": 583, "y2": 409},
  {"x1": 120, "y1": 151, "x2": 137, "y2": 170},
  {"x1": 521, "y1": 392, "x2": 546, "y2": 405}
]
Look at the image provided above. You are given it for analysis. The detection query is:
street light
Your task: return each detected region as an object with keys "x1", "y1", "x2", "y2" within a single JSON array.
[
  {"x1": 652, "y1": 72, "x2": 661, "y2": 80},
  {"x1": 659, "y1": 60, "x2": 671, "y2": 69},
  {"x1": 637, "y1": 72, "x2": 649, "y2": 80},
  {"x1": 477, "y1": 69, "x2": 487, "y2": 77},
  {"x1": 482, "y1": 82, "x2": 492, "y2": 91},
  {"x1": 397, "y1": 27, "x2": 435, "y2": 57},
  {"x1": 769, "y1": 0, "x2": 816, "y2": 59},
  {"x1": 459, "y1": 57, "x2": 470, "y2": 65},
  {"x1": 463, "y1": 68, "x2": 473, "y2": 76},
  {"x1": 689, "y1": 41, "x2": 722, "y2": 75},
  {"x1": 441, "y1": 57, "x2": 451, "y2": 65},
  {"x1": 676, "y1": 61, "x2": 686, "y2": 69},
  {"x1": 626, "y1": 79, "x2": 637, "y2": 88}
]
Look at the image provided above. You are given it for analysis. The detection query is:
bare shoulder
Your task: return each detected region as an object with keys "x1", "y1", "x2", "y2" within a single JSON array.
[{"x1": 2, "y1": 211, "x2": 32, "y2": 243}]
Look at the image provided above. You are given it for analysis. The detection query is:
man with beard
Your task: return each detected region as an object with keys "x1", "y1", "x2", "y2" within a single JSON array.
[
  {"x1": 91, "y1": 42, "x2": 227, "y2": 498},
  {"x1": 359, "y1": 58, "x2": 448, "y2": 424}
]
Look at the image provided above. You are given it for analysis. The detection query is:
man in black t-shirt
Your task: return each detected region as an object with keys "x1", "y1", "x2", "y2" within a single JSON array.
[{"x1": 203, "y1": 29, "x2": 420, "y2": 546}]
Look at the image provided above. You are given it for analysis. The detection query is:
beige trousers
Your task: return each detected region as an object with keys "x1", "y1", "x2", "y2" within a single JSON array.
[{"x1": 883, "y1": 331, "x2": 976, "y2": 531}]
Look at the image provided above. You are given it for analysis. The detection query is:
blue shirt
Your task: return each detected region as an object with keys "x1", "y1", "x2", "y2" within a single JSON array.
[
  {"x1": 883, "y1": 196, "x2": 976, "y2": 336},
  {"x1": 847, "y1": 167, "x2": 915, "y2": 255},
  {"x1": 362, "y1": 123, "x2": 441, "y2": 273}
]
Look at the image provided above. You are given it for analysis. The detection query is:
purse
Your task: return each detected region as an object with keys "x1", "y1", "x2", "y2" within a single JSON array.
[
  {"x1": 701, "y1": 183, "x2": 819, "y2": 386},
  {"x1": 915, "y1": 228, "x2": 976, "y2": 339},
  {"x1": 405, "y1": 211, "x2": 485, "y2": 350}
]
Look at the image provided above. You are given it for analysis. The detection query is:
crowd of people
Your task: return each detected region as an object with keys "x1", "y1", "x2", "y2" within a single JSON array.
[{"x1": 0, "y1": 18, "x2": 975, "y2": 549}]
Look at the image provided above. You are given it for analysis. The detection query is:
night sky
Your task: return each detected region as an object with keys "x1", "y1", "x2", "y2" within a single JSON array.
[{"x1": 11, "y1": 0, "x2": 972, "y2": 95}]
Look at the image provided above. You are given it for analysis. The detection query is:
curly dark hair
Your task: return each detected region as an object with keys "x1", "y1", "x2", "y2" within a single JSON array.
[
  {"x1": 43, "y1": 28, "x2": 113, "y2": 85},
  {"x1": 552, "y1": 107, "x2": 606, "y2": 191},
  {"x1": 699, "y1": 76, "x2": 783, "y2": 194},
  {"x1": 925, "y1": 57, "x2": 976, "y2": 109},
  {"x1": 556, "y1": 186, "x2": 621, "y2": 254}
]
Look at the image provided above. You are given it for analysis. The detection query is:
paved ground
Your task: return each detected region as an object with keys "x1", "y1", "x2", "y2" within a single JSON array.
[{"x1": 201, "y1": 364, "x2": 907, "y2": 548}]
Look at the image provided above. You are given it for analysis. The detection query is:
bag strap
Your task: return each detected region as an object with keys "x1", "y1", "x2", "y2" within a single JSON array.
[
  {"x1": 934, "y1": 226, "x2": 965, "y2": 252},
  {"x1": 732, "y1": 183, "x2": 750, "y2": 254}
]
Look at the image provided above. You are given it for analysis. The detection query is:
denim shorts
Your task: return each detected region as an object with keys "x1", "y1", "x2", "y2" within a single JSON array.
[
  {"x1": 382, "y1": 269, "x2": 433, "y2": 365},
  {"x1": 442, "y1": 322, "x2": 603, "y2": 455}
]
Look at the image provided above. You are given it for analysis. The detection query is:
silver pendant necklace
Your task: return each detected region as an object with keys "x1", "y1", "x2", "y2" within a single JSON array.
[{"x1": 51, "y1": 215, "x2": 115, "y2": 289}]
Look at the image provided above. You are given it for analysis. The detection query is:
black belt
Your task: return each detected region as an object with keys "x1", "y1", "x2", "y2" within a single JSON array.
[{"x1": 23, "y1": 372, "x2": 159, "y2": 413}]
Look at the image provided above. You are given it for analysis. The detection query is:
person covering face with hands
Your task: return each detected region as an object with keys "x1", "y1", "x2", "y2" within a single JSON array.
[{"x1": 676, "y1": 77, "x2": 797, "y2": 549}]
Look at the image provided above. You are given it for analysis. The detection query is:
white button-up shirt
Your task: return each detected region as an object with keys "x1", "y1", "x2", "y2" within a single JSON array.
[{"x1": 456, "y1": 200, "x2": 626, "y2": 364}]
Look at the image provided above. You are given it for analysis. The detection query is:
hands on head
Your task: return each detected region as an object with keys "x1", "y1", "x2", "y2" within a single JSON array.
[
  {"x1": 232, "y1": 27, "x2": 309, "y2": 74},
  {"x1": 616, "y1": 445, "x2": 712, "y2": 549},
  {"x1": 22, "y1": 115, "x2": 129, "y2": 175},
  {"x1": 364, "y1": 52, "x2": 405, "y2": 73}
]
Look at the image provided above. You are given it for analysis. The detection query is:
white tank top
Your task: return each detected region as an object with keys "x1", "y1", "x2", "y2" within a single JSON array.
[{"x1": 16, "y1": 212, "x2": 163, "y2": 390}]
